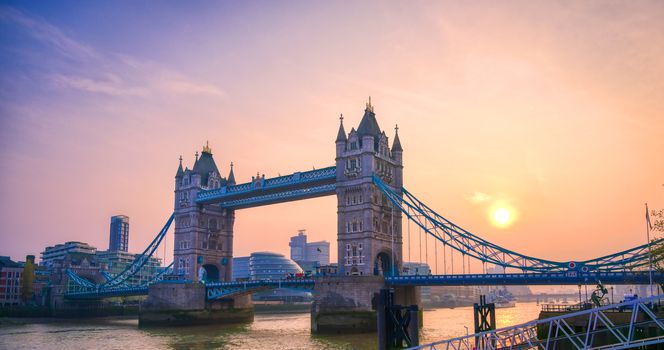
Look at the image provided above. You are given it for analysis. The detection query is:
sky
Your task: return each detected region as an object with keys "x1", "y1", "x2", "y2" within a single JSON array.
[{"x1": 1, "y1": 1, "x2": 663, "y2": 273}]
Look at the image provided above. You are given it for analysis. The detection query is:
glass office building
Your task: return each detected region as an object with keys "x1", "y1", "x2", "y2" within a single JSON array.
[
  {"x1": 232, "y1": 256, "x2": 251, "y2": 280},
  {"x1": 249, "y1": 252, "x2": 303, "y2": 280},
  {"x1": 233, "y1": 252, "x2": 310, "y2": 302},
  {"x1": 109, "y1": 215, "x2": 129, "y2": 252}
]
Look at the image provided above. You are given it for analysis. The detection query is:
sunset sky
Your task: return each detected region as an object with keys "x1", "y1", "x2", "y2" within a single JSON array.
[{"x1": 1, "y1": 1, "x2": 663, "y2": 272}]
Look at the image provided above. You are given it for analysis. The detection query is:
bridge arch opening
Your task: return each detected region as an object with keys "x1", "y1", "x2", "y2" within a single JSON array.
[
  {"x1": 374, "y1": 251, "x2": 394, "y2": 277},
  {"x1": 202, "y1": 264, "x2": 220, "y2": 282}
]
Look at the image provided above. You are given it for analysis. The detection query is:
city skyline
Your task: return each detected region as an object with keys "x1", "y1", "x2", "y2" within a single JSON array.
[{"x1": 1, "y1": 1, "x2": 664, "y2": 269}]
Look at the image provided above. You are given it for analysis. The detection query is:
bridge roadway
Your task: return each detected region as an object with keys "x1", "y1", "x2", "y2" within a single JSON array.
[
  {"x1": 64, "y1": 271, "x2": 664, "y2": 300},
  {"x1": 385, "y1": 270, "x2": 663, "y2": 286}
]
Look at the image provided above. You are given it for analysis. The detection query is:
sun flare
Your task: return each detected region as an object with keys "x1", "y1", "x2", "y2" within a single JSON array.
[{"x1": 490, "y1": 207, "x2": 514, "y2": 228}]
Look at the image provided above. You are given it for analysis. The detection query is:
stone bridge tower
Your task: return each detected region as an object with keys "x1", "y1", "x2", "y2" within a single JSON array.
[
  {"x1": 173, "y1": 143, "x2": 235, "y2": 282},
  {"x1": 335, "y1": 98, "x2": 404, "y2": 277}
]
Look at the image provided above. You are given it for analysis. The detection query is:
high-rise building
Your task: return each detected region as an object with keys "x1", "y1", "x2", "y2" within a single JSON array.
[
  {"x1": 288, "y1": 230, "x2": 330, "y2": 266},
  {"x1": 289, "y1": 230, "x2": 307, "y2": 262},
  {"x1": 109, "y1": 215, "x2": 129, "y2": 252}
]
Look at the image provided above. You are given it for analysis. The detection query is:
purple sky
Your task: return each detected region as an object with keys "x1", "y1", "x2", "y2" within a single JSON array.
[{"x1": 1, "y1": 1, "x2": 663, "y2": 270}]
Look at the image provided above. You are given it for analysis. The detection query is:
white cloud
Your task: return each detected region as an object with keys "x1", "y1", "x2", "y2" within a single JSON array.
[
  {"x1": 51, "y1": 74, "x2": 149, "y2": 97},
  {"x1": 0, "y1": 7, "x2": 98, "y2": 60},
  {"x1": 155, "y1": 76, "x2": 226, "y2": 98},
  {"x1": 2, "y1": 7, "x2": 225, "y2": 99},
  {"x1": 467, "y1": 191, "x2": 492, "y2": 204}
]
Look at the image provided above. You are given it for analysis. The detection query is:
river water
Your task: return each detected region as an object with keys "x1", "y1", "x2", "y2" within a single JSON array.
[{"x1": 0, "y1": 302, "x2": 541, "y2": 350}]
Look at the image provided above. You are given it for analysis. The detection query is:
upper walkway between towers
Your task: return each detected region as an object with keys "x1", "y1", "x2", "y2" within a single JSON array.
[{"x1": 195, "y1": 165, "x2": 336, "y2": 209}]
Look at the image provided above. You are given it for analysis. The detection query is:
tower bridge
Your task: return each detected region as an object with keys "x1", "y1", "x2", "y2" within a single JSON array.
[{"x1": 59, "y1": 98, "x2": 664, "y2": 333}]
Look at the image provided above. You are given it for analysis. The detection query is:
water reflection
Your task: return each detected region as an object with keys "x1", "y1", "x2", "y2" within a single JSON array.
[{"x1": 0, "y1": 303, "x2": 542, "y2": 350}]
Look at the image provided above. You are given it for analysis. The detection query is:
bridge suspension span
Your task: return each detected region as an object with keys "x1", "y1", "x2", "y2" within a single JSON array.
[
  {"x1": 64, "y1": 214, "x2": 176, "y2": 298},
  {"x1": 64, "y1": 172, "x2": 663, "y2": 299},
  {"x1": 372, "y1": 174, "x2": 661, "y2": 274}
]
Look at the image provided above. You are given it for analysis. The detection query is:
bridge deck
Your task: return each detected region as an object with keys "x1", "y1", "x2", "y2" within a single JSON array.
[
  {"x1": 387, "y1": 271, "x2": 664, "y2": 286},
  {"x1": 65, "y1": 271, "x2": 662, "y2": 299}
]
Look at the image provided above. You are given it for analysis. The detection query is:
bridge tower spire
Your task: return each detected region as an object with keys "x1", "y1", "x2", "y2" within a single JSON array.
[
  {"x1": 335, "y1": 99, "x2": 403, "y2": 276},
  {"x1": 227, "y1": 162, "x2": 236, "y2": 185},
  {"x1": 173, "y1": 143, "x2": 234, "y2": 282}
]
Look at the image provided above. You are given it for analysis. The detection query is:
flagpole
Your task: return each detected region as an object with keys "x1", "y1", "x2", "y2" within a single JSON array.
[{"x1": 646, "y1": 203, "x2": 654, "y2": 297}]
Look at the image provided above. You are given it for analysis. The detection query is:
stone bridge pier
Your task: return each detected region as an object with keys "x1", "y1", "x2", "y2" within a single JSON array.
[
  {"x1": 139, "y1": 282, "x2": 253, "y2": 327},
  {"x1": 311, "y1": 276, "x2": 421, "y2": 333}
]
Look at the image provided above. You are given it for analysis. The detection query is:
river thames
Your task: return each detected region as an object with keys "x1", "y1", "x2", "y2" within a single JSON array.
[{"x1": 0, "y1": 302, "x2": 541, "y2": 350}]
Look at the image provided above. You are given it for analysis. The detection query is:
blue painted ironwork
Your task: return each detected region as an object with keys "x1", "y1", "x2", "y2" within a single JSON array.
[
  {"x1": 150, "y1": 262, "x2": 174, "y2": 284},
  {"x1": 373, "y1": 175, "x2": 662, "y2": 273},
  {"x1": 64, "y1": 169, "x2": 664, "y2": 300},
  {"x1": 101, "y1": 270, "x2": 113, "y2": 282},
  {"x1": 388, "y1": 271, "x2": 664, "y2": 286},
  {"x1": 100, "y1": 270, "x2": 129, "y2": 288},
  {"x1": 64, "y1": 269, "x2": 96, "y2": 289},
  {"x1": 196, "y1": 166, "x2": 336, "y2": 205},
  {"x1": 64, "y1": 214, "x2": 175, "y2": 299},
  {"x1": 205, "y1": 279, "x2": 315, "y2": 300},
  {"x1": 216, "y1": 184, "x2": 336, "y2": 209},
  {"x1": 101, "y1": 214, "x2": 175, "y2": 289},
  {"x1": 64, "y1": 262, "x2": 176, "y2": 299},
  {"x1": 65, "y1": 286, "x2": 149, "y2": 300}
]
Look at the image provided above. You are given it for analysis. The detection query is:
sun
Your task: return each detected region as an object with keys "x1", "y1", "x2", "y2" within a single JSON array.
[{"x1": 491, "y1": 207, "x2": 513, "y2": 228}]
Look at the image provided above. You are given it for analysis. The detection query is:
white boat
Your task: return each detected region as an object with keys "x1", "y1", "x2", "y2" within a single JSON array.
[
  {"x1": 488, "y1": 289, "x2": 516, "y2": 308},
  {"x1": 495, "y1": 298, "x2": 516, "y2": 308}
]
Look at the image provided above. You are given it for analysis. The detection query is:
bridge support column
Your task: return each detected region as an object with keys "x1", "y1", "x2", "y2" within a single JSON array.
[
  {"x1": 311, "y1": 276, "x2": 421, "y2": 334},
  {"x1": 139, "y1": 282, "x2": 253, "y2": 327}
]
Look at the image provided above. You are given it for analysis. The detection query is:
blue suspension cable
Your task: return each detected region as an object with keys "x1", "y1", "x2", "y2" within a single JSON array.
[
  {"x1": 372, "y1": 174, "x2": 659, "y2": 273},
  {"x1": 407, "y1": 206, "x2": 411, "y2": 264}
]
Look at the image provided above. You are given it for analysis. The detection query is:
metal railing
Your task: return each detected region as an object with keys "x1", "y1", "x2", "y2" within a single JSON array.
[{"x1": 409, "y1": 294, "x2": 664, "y2": 350}]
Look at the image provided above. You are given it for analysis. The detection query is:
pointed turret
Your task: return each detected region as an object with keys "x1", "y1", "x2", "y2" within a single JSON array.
[
  {"x1": 192, "y1": 142, "x2": 220, "y2": 186},
  {"x1": 357, "y1": 96, "x2": 382, "y2": 139},
  {"x1": 227, "y1": 162, "x2": 236, "y2": 185},
  {"x1": 392, "y1": 124, "x2": 403, "y2": 152},
  {"x1": 336, "y1": 114, "x2": 347, "y2": 142},
  {"x1": 175, "y1": 156, "x2": 184, "y2": 178}
]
